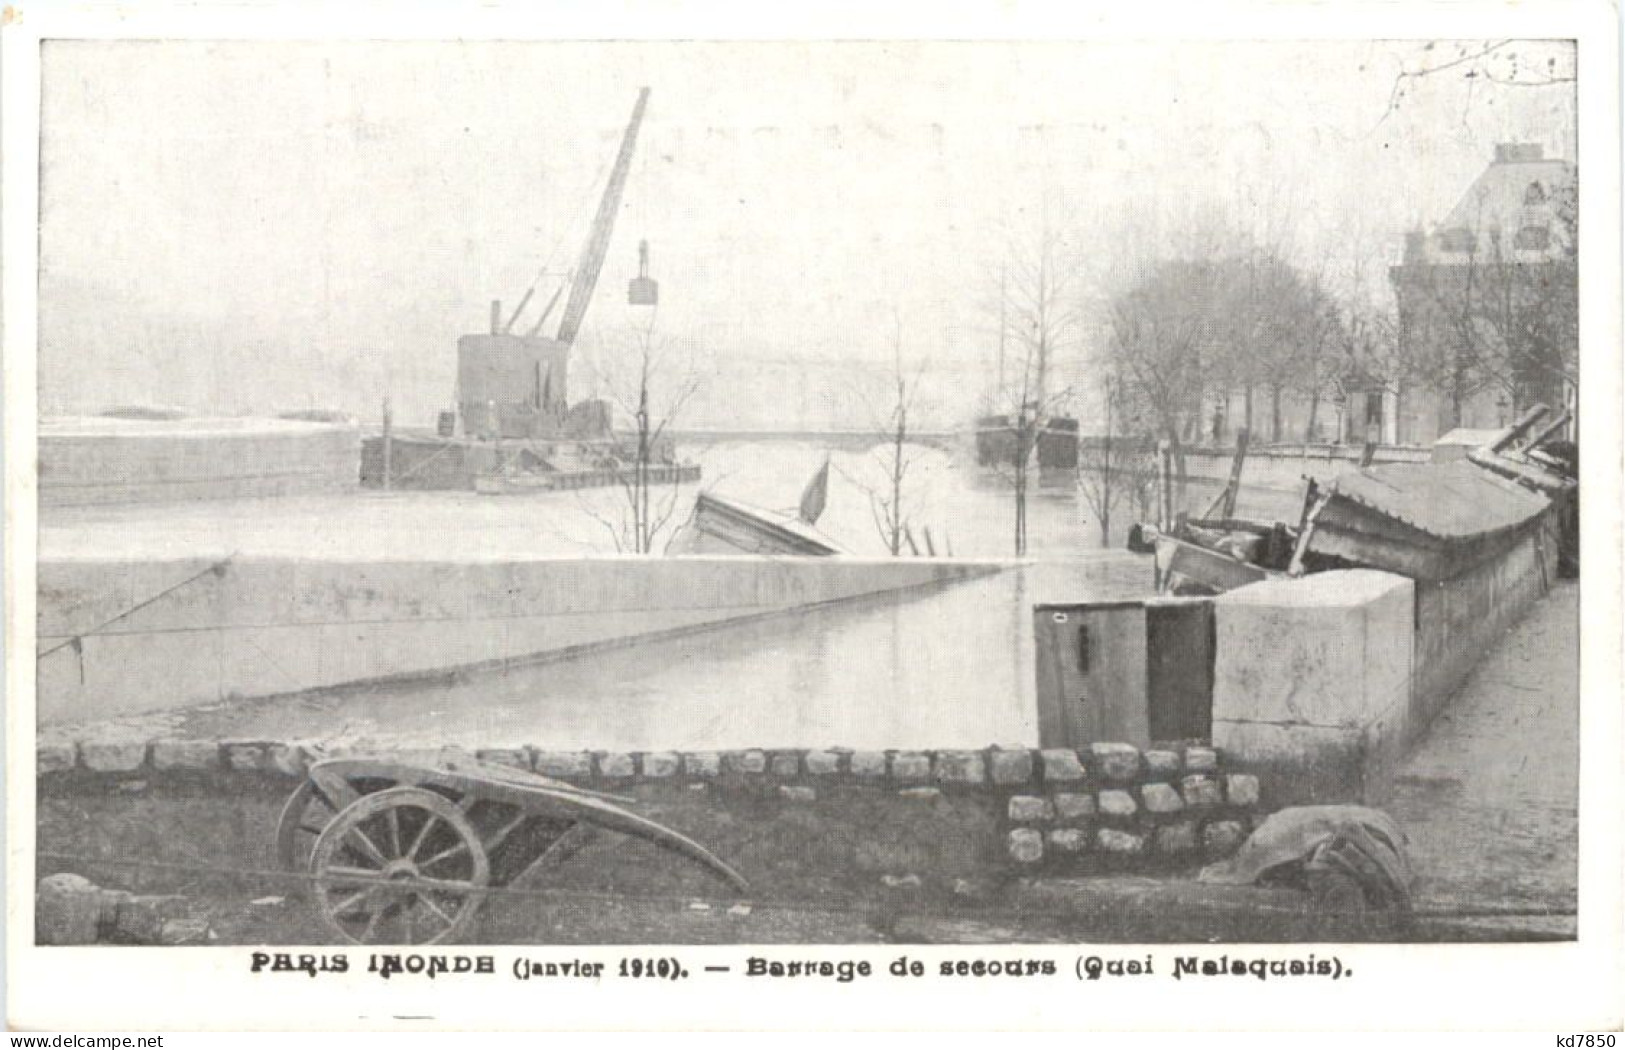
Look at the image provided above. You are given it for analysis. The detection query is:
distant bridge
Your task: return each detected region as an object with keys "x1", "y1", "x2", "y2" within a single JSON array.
[{"x1": 670, "y1": 428, "x2": 968, "y2": 454}]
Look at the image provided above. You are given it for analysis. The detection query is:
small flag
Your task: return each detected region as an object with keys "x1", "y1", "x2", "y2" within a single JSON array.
[{"x1": 799, "y1": 456, "x2": 831, "y2": 525}]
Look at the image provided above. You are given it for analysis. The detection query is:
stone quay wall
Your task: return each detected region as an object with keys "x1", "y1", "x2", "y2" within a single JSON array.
[{"x1": 36, "y1": 740, "x2": 1269, "y2": 892}]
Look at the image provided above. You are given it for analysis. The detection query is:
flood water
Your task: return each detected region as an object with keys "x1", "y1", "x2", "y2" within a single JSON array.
[
  {"x1": 48, "y1": 437, "x2": 1171, "y2": 750},
  {"x1": 161, "y1": 552, "x2": 1153, "y2": 751}
]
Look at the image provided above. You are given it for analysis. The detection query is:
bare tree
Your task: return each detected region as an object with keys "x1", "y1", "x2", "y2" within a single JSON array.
[
  {"x1": 841, "y1": 310, "x2": 929, "y2": 556},
  {"x1": 988, "y1": 213, "x2": 1085, "y2": 556},
  {"x1": 1075, "y1": 373, "x2": 1155, "y2": 546},
  {"x1": 581, "y1": 312, "x2": 704, "y2": 554}
]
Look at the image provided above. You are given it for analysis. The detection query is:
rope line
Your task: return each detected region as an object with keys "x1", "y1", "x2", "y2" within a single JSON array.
[{"x1": 36, "y1": 555, "x2": 236, "y2": 660}]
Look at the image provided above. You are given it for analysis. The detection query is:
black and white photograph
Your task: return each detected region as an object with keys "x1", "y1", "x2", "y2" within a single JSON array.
[{"x1": 5, "y1": 0, "x2": 1622, "y2": 1033}]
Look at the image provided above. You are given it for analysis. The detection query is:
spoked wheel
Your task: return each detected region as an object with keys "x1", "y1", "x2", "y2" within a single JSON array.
[
  {"x1": 310, "y1": 787, "x2": 490, "y2": 945},
  {"x1": 276, "y1": 779, "x2": 343, "y2": 875}
]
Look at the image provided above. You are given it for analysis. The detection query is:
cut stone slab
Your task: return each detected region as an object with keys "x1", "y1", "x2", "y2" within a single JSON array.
[
  {"x1": 850, "y1": 751, "x2": 888, "y2": 778},
  {"x1": 597, "y1": 752, "x2": 635, "y2": 778},
  {"x1": 1047, "y1": 828, "x2": 1090, "y2": 853},
  {"x1": 640, "y1": 752, "x2": 680, "y2": 778},
  {"x1": 150, "y1": 739, "x2": 220, "y2": 772},
  {"x1": 1144, "y1": 749, "x2": 1182, "y2": 779},
  {"x1": 535, "y1": 751, "x2": 594, "y2": 778},
  {"x1": 1182, "y1": 775, "x2": 1224, "y2": 808},
  {"x1": 37, "y1": 743, "x2": 77, "y2": 774},
  {"x1": 1097, "y1": 828, "x2": 1146, "y2": 855},
  {"x1": 890, "y1": 752, "x2": 931, "y2": 782},
  {"x1": 1040, "y1": 749, "x2": 1087, "y2": 782},
  {"x1": 1140, "y1": 782, "x2": 1185, "y2": 814},
  {"x1": 1008, "y1": 829, "x2": 1044, "y2": 864},
  {"x1": 1090, "y1": 743, "x2": 1142, "y2": 782},
  {"x1": 80, "y1": 741, "x2": 149, "y2": 773},
  {"x1": 898, "y1": 787, "x2": 942, "y2": 801},
  {"x1": 1008, "y1": 795, "x2": 1054, "y2": 822},
  {"x1": 934, "y1": 750, "x2": 986, "y2": 784},
  {"x1": 805, "y1": 750, "x2": 841, "y2": 776},
  {"x1": 778, "y1": 785, "x2": 816, "y2": 803},
  {"x1": 725, "y1": 750, "x2": 767, "y2": 774},
  {"x1": 1184, "y1": 746, "x2": 1220, "y2": 773},
  {"x1": 769, "y1": 752, "x2": 802, "y2": 778},
  {"x1": 682, "y1": 752, "x2": 721, "y2": 777},
  {"x1": 1225, "y1": 774, "x2": 1261, "y2": 807},
  {"x1": 989, "y1": 749, "x2": 1034, "y2": 785},
  {"x1": 1098, "y1": 789, "x2": 1138, "y2": 818},
  {"x1": 1054, "y1": 793, "x2": 1096, "y2": 821}
]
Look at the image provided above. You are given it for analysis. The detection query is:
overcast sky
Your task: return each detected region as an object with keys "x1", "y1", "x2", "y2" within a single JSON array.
[{"x1": 38, "y1": 38, "x2": 1577, "y2": 426}]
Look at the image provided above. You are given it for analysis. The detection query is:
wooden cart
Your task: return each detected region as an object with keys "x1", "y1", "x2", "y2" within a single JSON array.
[{"x1": 276, "y1": 756, "x2": 748, "y2": 944}]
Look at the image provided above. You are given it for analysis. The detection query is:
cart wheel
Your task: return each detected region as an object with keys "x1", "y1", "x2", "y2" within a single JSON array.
[
  {"x1": 310, "y1": 786, "x2": 490, "y2": 945},
  {"x1": 275, "y1": 779, "x2": 342, "y2": 873}
]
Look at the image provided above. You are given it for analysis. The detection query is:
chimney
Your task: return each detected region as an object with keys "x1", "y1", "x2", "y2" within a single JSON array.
[
  {"x1": 1494, "y1": 143, "x2": 1544, "y2": 163},
  {"x1": 491, "y1": 299, "x2": 503, "y2": 335}
]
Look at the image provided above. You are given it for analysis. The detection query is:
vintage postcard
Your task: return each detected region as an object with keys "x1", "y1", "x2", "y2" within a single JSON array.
[{"x1": 5, "y1": 0, "x2": 1622, "y2": 1033}]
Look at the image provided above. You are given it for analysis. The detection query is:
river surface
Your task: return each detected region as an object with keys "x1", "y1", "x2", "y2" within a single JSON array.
[{"x1": 44, "y1": 438, "x2": 1188, "y2": 749}]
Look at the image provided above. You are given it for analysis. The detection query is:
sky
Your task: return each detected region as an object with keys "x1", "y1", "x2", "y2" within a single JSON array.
[{"x1": 37, "y1": 38, "x2": 1577, "y2": 429}]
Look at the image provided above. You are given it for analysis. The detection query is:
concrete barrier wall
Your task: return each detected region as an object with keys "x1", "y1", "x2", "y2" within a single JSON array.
[
  {"x1": 1212, "y1": 509, "x2": 1562, "y2": 803},
  {"x1": 36, "y1": 555, "x2": 1000, "y2": 724}
]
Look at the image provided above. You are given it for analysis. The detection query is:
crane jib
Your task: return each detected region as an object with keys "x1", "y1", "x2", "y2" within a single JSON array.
[{"x1": 554, "y1": 87, "x2": 651, "y2": 348}]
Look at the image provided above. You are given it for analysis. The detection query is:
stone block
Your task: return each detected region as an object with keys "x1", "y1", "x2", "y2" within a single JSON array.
[
  {"x1": 1007, "y1": 795, "x2": 1054, "y2": 822},
  {"x1": 150, "y1": 739, "x2": 219, "y2": 772},
  {"x1": 1096, "y1": 828, "x2": 1146, "y2": 855},
  {"x1": 1144, "y1": 749, "x2": 1182, "y2": 779},
  {"x1": 1047, "y1": 828, "x2": 1090, "y2": 853},
  {"x1": 778, "y1": 785, "x2": 817, "y2": 803},
  {"x1": 1155, "y1": 821, "x2": 1200, "y2": 854},
  {"x1": 1140, "y1": 782, "x2": 1185, "y2": 814},
  {"x1": 1203, "y1": 820, "x2": 1247, "y2": 855},
  {"x1": 989, "y1": 749, "x2": 1034, "y2": 785},
  {"x1": 805, "y1": 750, "x2": 841, "y2": 776},
  {"x1": 267, "y1": 742, "x2": 316, "y2": 777},
  {"x1": 36, "y1": 743, "x2": 77, "y2": 774},
  {"x1": 898, "y1": 786, "x2": 942, "y2": 801},
  {"x1": 535, "y1": 751, "x2": 594, "y2": 778},
  {"x1": 474, "y1": 748, "x2": 529, "y2": 771},
  {"x1": 1054, "y1": 793, "x2": 1096, "y2": 820},
  {"x1": 681, "y1": 752, "x2": 721, "y2": 777},
  {"x1": 1225, "y1": 773, "x2": 1261, "y2": 807},
  {"x1": 1212, "y1": 570, "x2": 1414, "y2": 730},
  {"x1": 113, "y1": 895, "x2": 192, "y2": 944},
  {"x1": 1040, "y1": 749, "x2": 1087, "y2": 783},
  {"x1": 769, "y1": 752, "x2": 802, "y2": 778},
  {"x1": 1008, "y1": 829, "x2": 1044, "y2": 864},
  {"x1": 597, "y1": 752, "x2": 636, "y2": 778},
  {"x1": 80, "y1": 741, "x2": 149, "y2": 774},
  {"x1": 1097, "y1": 789, "x2": 1138, "y2": 818},
  {"x1": 890, "y1": 752, "x2": 931, "y2": 782},
  {"x1": 222, "y1": 743, "x2": 266, "y2": 772},
  {"x1": 1183, "y1": 746, "x2": 1219, "y2": 774},
  {"x1": 36, "y1": 874, "x2": 119, "y2": 945},
  {"x1": 725, "y1": 749, "x2": 767, "y2": 774},
  {"x1": 640, "y1": 752, "x2": 681, "y2": 778},
  {"x1": 850, "y1": 751, "x2": 888, "y2": 778},
  {"x1": 1181, "y1": 774, "x2": 1223, "y2": 808},
  {"x1": 933, "y1": 750, "x2": 986, "y2": 784},
  {"x1": 1090, "y1": 743, "x2": 1142, "y2": 782}
]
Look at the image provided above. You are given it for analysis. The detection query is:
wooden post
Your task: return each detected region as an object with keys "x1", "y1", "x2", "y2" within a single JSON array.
[
  {"x1": 381, "y1": 397, "x2": 393, "y2": 492},
  {"x1": 1220, "y1": 427, "x2": 1249, "y2": 519},
  {"x1": 1157, "y1": 440, "x2": 1173, "y2": 533}
]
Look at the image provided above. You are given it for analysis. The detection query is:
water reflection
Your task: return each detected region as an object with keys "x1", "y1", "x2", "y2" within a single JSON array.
[{"x1": 172, "y1": 553, "x2": 1153, "y2": 751}]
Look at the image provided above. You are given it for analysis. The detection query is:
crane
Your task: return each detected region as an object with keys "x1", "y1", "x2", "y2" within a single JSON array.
[{"x1": 551, "y1": 86, "x2": 649, "y2": 347}]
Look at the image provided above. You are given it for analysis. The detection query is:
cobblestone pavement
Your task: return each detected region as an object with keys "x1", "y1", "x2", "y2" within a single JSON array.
[{"x1": 1377, "y1": 580, "x2": 1578, "y2": 931}]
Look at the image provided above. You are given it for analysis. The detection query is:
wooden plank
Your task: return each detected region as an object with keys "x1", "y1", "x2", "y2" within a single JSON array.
[{"x1": 1145, "y1": 599, "x2": 1215, "y2": 742}]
